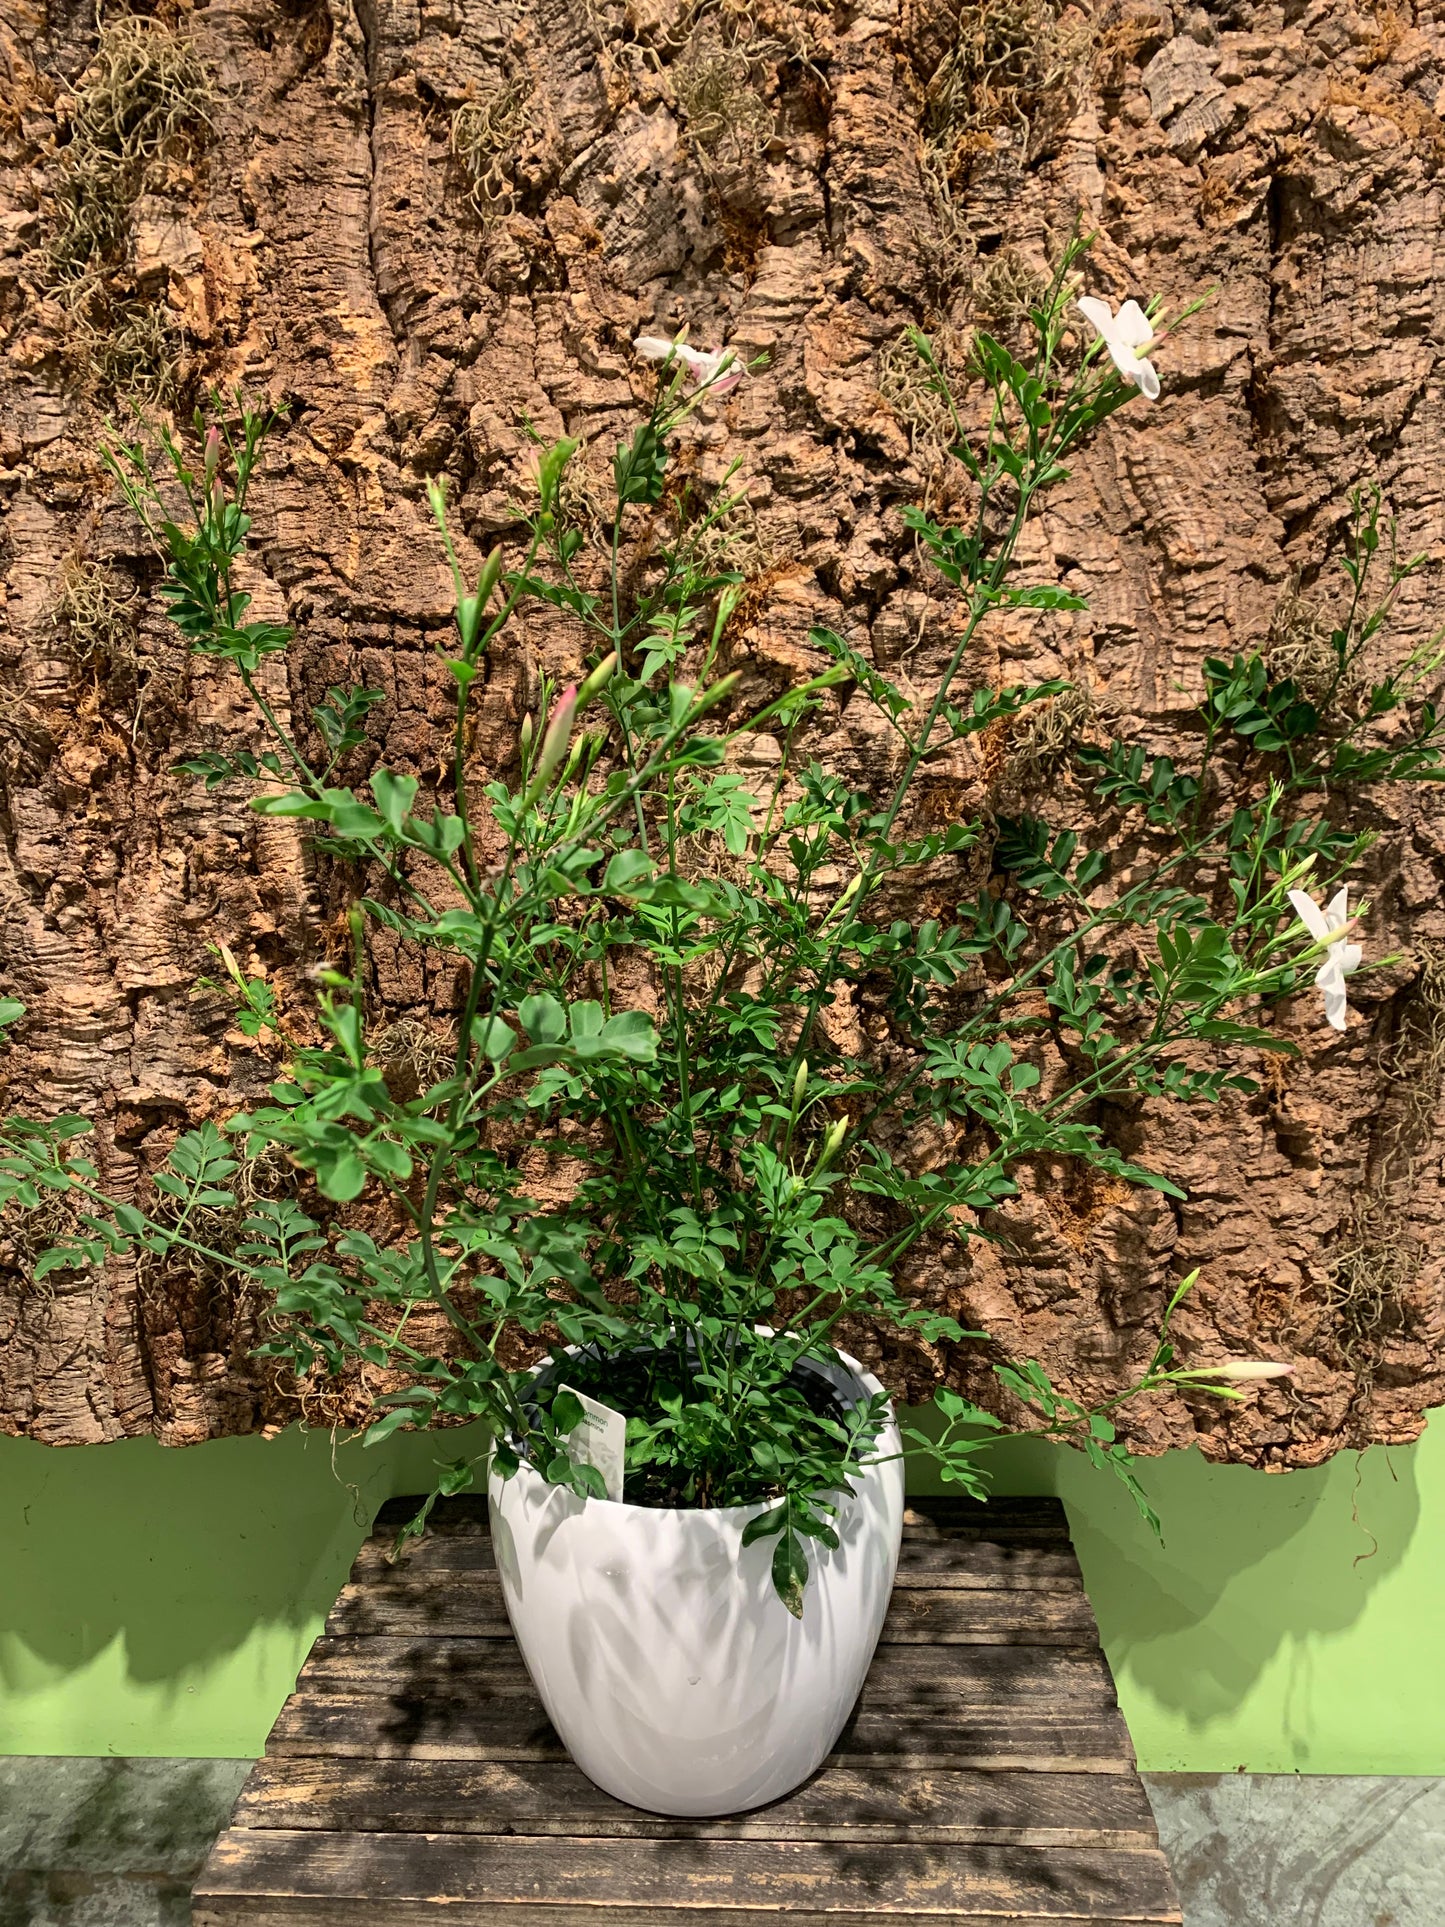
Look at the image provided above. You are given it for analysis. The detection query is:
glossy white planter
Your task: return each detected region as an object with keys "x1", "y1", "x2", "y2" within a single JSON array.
[{"x1": 487, "y1": 1347, "x2": 904, "y2": 1815}]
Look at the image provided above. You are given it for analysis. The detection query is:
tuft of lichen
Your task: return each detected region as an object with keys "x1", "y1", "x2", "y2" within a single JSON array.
[
  {"x1": 1003, "y1": 684, "x2": 1096, "y2": 790},
  {"x1": 1328, "y1": 943, "x2": 1445, "y2": 1371},
  {"x1": 54, "y1": 557, "x2": 141, "y2": 673},
  {"x1": 971, "y1": 245, "x2": 1051, "y2": 325},
  {"x1": 922, "y1": 0, "x2": 1093, "y2": 163},
  {"x1": 674, "y1": 26, "x2": 775, "y2": 167},
  {"x1": 450, "y1": 69, "x2": 534, "y2": 223},
  {"x1": 1265, "y1": 577, "x2": 1359, "y2": 715},
  {"x1": 376, "y1": 1015, "x2": 461, "y2": 1101},
  {"x1": 876, "y1": 324, "x2": 969, "y2": 459},
  {"x1": 47, "y1": 15, "x2": 216, "y2": 283},
  {"x1": 68, "y1": 292, "x2": 185, "y2": 404}
]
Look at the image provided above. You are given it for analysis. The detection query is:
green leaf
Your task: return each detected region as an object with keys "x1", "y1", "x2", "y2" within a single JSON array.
[
  {"x1": 475, "y1": 1014, "x2": 517, "y2": 1064},
  {"x1": 0, "y1": 1000, "x2": 24, "y2": 1029},
  {"x1": 1001, "y1": 585, "x2": 1088, "y2": 610},
  {"x1": 601, "y1": 850, "x2": 655, "y2": 894},
  {"x1": 598, "y1": 1009, "x2": 658, "y2": 1062},
  {"x1": 741, "y1": 1502, "x2": 788, "y2": 1545},
  {"x1": 437, "y1": 1459, "x2": 476, "y2": 1497},
  {"x1": 371, "y1": 769, "x2": 420, "y2": 834},
  {"x1": 520, "y1": 994, "x2": 567, "y2": 1045},
  {"x1": 552, "y1": 1389, "x2": 585, "y2": 1434},
  {"x1": 363, "y1": 1136, "x2": 412, "y2": 1181},
  {"x1": 771, "y1": 1521, "x2": 808, "y2": 1618},
  {"x1": 573, "y1": 1462, "x2": 608, "y2": 1500},
  {"x1": 319, "y1": 1152, "x2": 367, "y2": 1202},
  {"x1": 34, "y1": 1246, "x2": 86, "y2": 1279},
  {"x1": 363, "y1": 1403, "x2": 427, "y2": 1447}
]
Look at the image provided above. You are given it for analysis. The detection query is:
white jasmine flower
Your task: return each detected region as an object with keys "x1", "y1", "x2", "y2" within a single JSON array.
[
  {"x1": 1286, "y1": 885, "x2": 1363, "y2": 1032},
  {"x1": 1075, "y1": 296, "x2": 1161, "y2": 401},
  {"x1": 633, "y1": 335, "x2": 744, "y2": 395}
]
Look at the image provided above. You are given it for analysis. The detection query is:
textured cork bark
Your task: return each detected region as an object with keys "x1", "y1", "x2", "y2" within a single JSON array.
[{"x1": 1, "y1": 0, "x2": 1442, "y2": 1458}]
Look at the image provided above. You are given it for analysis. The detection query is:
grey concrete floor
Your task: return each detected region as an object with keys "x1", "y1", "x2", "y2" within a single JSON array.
[
  {"x1": 1144, "y1": 1775, "x2": 1445, "y2": 1927},
  {"x1": 1, "y1": 1759, "x2": 1442, "y2": 1924},
  {"x1": 0, "y1": 1760, "x2": 249, "y2": 1927}
]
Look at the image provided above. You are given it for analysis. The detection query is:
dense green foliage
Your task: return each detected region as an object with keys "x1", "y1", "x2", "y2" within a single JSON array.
[{"x1": 4, "y1": 242, "x2": 1440, "y2": 1610}]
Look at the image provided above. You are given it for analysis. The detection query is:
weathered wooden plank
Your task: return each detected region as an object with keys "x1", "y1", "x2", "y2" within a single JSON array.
[
  {"x1": 265, "y1": 1691, "x2": 1133, "y2": 1771},
  {"x1": 232, "y1": 1758, "x2": 1160, "y2": 1848},
  {"x1": 325, "y1": 1578, "x2": 512, "y2": 1637},
  {"x1": 347, "y1": 1532, "x2": 1085, "y2": 1592},
  {"x1": 894, "y1": 1538, "x2": 1078, "y2": 1586},
  {"x1": 883, "y1": 1587, "x2": 1097, "y2": 1643},
  {"x1": 294, "y1": 1638, "x2": 1116, "y2": 1701},
  {"x1": 198, "y1": 1910, "x2": 1177, "y2": 1927},
  {"x1": 199, "y1": 1490, "x2": 1176, "y2": 1923},
  {"x1": 194, "y1": 1831, "x2": 1180, "y2": 1920},
  {"x1": 326, "y1": 1579, "x2": 1097, "y2": 1644}
]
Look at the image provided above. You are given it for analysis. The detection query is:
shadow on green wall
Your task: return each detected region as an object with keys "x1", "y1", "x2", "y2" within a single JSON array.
[
  {"x1": 907, "y1": 1417, "x2": 1425, "y2": 1760},
  {"x1": 1057, "y1": 1434, "x2": 1422, "y2": 1744},
  {"x1": 0, "y1": 1424, "x2": 489, "y2": 1702},
  {"x1": 1, "y1": 1409, "x2": 1434, "y2": 1767}
]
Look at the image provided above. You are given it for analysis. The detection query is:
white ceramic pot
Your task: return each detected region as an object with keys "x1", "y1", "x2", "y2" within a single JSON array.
[{"x1": 487, "y1": 1345, "x2": 904, "y2": 1816}]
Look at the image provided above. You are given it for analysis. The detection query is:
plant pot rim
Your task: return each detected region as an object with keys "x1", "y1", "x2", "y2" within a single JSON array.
[{"x1": 491, "y1": 1341, "x2": 894, "y2": 1521}]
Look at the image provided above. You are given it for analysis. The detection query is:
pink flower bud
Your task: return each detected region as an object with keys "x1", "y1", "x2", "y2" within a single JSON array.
[
  {"x1": 203, "y1": 426, "x2": 222, "y2": 488},
  {"x1": 1185, "y1": 1361, "x2": 1296, "y2": 1383},
  {"x1": 545, "y1": 683, "x2": 578, "y2": 745},
  {"x1": 523, "y1": 684, "x2": 577, "y2": 804}
]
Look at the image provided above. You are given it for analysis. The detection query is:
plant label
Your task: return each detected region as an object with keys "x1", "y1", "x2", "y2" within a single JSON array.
[{"x1": 559, "y1": 1384, "x2": 627, "y2": 1501}]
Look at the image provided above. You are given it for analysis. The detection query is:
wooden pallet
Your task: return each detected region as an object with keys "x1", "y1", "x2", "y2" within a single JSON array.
[{"x1": 193, "y1": 1493, "x2": 1181, "y2": 1925}]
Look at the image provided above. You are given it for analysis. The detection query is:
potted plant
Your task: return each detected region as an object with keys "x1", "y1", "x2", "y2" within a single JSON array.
[{"x1": 3, "y1": 238, "x2": 1437, "y2": 1814}]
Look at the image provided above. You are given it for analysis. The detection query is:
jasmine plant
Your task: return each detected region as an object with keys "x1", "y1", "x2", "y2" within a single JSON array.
[{"x1": 3, "y1": 237, "x2": 1440, "y2": 1612}]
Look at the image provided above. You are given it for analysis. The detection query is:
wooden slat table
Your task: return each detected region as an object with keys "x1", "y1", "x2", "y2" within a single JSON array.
[{"x1": 193, "y1": 1494, "x2": 1181, "y2": 1925}]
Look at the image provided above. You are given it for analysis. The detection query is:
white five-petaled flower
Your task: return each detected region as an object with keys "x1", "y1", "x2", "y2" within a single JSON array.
[
  {"x1": 1286, "y1": 885, "x2": 1364, "y2": 1032},
  {"x1": 1075, "y1": 296, "x2": 1161, "y2": 401},
  {"x1": 633, "y1": 335, "x2": 745, "y2": 395}
]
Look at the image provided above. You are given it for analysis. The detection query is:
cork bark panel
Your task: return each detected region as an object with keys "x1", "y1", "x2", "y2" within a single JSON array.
[{"x1": 1, "y1": 0, "x2": 1443, "y2": 1454}]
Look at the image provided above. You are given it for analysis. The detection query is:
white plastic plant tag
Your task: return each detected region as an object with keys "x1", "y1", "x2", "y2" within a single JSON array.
[{"x1": 558, "y1": 1384, "x2": 626, "y2": 1501}]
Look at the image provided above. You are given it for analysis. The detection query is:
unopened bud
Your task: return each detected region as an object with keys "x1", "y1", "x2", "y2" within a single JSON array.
[
  {"x1": 203, "y1": 426, "x2": 222, "y2": 489},
  {"x1": 1180, "y1": 1361, "x2": 1296, "y2": 1383},
  {"x1": 790, "y1": 1058, "x2": 809, "y2": 1114},
  {"x1": 815, "y1": 1117, "x2": 849, "y2": 1172},
  {"x1": 577, "y1": 651, "x2": 619, "y2": 709},
  {"x1": 209, "y1": 477, "x2": 224, "y2": 521},
  {"x1": 477, "y1": 546, "x2": 505, "y2": 605},
  {"x1": 522, "y1": 684, "x2": 577, "y2": 804},
  {"x1": 822, "y1": 873, "x2": 863, "y2": 925},
  {"x1": 520, "y1": 713, "x2": 534, "y2": 755},
  {"x1": 691, "y1": 668, "x2": 743, "y2": 717}
]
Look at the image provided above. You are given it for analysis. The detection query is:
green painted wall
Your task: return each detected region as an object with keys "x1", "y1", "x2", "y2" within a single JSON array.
[
  {"x1": 1, "y1": 1413, "x2": 1437, "y2": 1769},
  {"x1": 0, "y1": 1423, "x2": 490, "y2": 1758},
  {"x1": 912, "y1": 1417, "x2": 1439, "y2": 1774}
]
